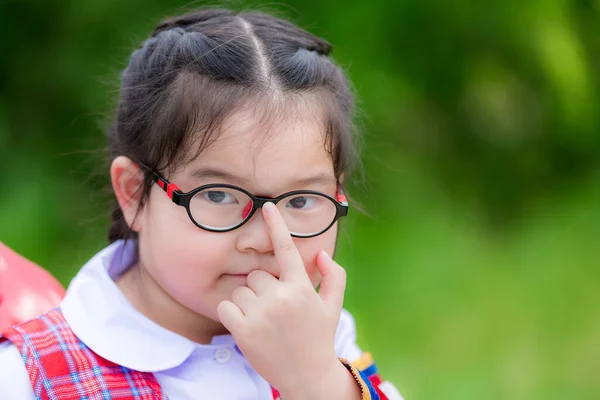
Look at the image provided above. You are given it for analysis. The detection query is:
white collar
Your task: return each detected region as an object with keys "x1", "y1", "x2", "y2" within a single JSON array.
[{"x1": 61, "y1": 240, "x2": 236, "y2": 372}]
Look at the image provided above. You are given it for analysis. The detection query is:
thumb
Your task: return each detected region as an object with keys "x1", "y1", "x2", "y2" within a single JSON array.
[{"x1": 316, "y1": 250, "x2": 346, "y2": 310}]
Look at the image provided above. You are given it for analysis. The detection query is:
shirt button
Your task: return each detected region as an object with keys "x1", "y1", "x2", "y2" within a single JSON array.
[{"x1": 215, "y1": 347, "x2": 232, "y2": 363}]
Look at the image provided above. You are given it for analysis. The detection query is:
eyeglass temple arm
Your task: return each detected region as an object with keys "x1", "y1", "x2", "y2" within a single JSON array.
[
  {"x1": 136, "y1": 162, "x2": 181, "y2": 203},
  {"x1": 336, "y1": 185, "x2": 348, "y2": 206}
]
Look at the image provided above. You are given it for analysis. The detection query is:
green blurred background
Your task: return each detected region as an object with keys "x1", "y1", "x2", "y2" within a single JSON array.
[{"x1": 1, "y1": 0, "x2": 599, "y2": 398}]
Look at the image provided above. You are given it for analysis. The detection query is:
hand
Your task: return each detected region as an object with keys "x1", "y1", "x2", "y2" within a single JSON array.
[{"x1": 217, "y1": 201, "x2": 348, "y2": 396}]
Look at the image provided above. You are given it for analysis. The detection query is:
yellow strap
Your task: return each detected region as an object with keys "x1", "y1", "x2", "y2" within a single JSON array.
[{"x1": 350, "y1": 352, "x2": 375, "y2": 372}]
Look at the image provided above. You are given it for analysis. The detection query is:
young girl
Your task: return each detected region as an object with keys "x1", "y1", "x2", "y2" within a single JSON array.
[{"x1": 0, "y1": 8, "x2": 402, "y2": 400}]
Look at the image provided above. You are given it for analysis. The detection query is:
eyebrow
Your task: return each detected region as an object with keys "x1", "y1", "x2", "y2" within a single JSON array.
[
  {"x1": 294, "y1": 172, "x2": 337, "y2": 187},
  {"x1": 189, "y1": 167, "x2": 248, "y2": 185},
  {"x1": 188, "y1": 167, "x2": 336, "y2": 189}
]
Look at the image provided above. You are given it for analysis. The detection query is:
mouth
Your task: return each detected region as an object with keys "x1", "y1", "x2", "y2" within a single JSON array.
[
  {"x1": 223, "y1": 273, "x2": 249, "y2": 279},
  {"x1": 222, "y1": 271, "x2": 281, "y2": 280}
]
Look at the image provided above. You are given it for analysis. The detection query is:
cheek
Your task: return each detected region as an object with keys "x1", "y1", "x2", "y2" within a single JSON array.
[
  {"x1": 141, "y1": 192, "x2": 233, "y2": 291},
  {"x1": 294, "y1": 225, "x2": 338, "y2": 287}
]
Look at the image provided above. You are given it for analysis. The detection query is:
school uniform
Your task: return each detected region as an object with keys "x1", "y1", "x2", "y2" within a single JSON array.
[{"x1": 0, "y1": 240, "x2": 402, "y2": 399}]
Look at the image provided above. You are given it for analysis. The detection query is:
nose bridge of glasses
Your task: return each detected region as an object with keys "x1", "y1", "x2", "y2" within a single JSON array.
[
  {"x1": 241, "y1": 195, "x2": 287, "y2": 221},
  {"x1": 247, "y1": 197, "x2": 277, "y2": 215},
  {"x1": 238, "y1": 197, "x2": 271, "y2": 231},
  {"x1": 235, "y1": 196, "x2": 266, "y2": 222}
]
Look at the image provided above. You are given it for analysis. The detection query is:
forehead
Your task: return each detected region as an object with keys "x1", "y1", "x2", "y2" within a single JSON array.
[{"x1": 183, "y1": 105, "x2": 334, "y2": 191}]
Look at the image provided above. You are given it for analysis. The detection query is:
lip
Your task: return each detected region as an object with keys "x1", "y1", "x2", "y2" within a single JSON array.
[
  {"x1": 223, "y1": 271, "x2": 280, "y2": 280},
  {"x1": 224, "y1": 273, "x2": 249, "y2": 278}
]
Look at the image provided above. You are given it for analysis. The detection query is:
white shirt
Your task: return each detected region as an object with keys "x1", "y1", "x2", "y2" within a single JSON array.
[{"x1": 0, "y1": 240, "x2": 401, "y2": 399}]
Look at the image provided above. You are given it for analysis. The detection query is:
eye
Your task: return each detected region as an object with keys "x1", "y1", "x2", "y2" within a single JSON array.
[
  {"x1": 286, "y1": 196, "x2": 316, "y2": 210},
  {"x1": 202, "y1": 191, "x2": 238, "y2": 204}
]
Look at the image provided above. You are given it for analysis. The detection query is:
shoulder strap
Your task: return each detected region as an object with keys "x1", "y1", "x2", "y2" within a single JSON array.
[{"x1": 1, "y1": 308, "x2": 165, "y2": 400}]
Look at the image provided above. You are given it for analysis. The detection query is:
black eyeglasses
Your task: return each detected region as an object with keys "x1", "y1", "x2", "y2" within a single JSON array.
[{"x1": 138, "y1": 163, "x2": 348, "y2": 238}]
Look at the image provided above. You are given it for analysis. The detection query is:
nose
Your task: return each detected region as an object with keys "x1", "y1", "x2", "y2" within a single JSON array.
[{"x1": 235, "y1": 208, "x2": 274, "y2": 254}]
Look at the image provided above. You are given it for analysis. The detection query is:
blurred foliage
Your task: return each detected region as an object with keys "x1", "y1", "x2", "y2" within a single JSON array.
[{"x1": 1, "y1": 0, "x2": 599, "y2": 399}]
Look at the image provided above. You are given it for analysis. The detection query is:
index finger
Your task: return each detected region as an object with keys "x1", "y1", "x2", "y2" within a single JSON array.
[{"x1": 262, "y1": 201, "x2": 310, "y2": 283}]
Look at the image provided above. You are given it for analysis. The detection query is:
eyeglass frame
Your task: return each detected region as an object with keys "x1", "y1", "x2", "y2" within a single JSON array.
[{"x1": 137, "y1": 162, "x2": 349, "y2": 238}]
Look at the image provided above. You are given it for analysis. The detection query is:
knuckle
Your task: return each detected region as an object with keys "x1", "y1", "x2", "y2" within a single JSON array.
[
  {"x1": 216, "y1": 301, "x2": 228, "y2": 315},
  {"x1": 247, "y1": 270, "x2": 272, "y2": 288},
  {"x1": 246, "y1": 270, "x2": 260, "y2": 285},
  {"x1": 279, "y1": 240, "x2": 297, "y2": 253},
  {"x1": 272, "y1": 286, "x2": 291, "y2": 304},
  {"x1": 231, "y1": 287, "x2": 245, "y2": 302},
  {"x1": 247, "y1": 270, "x2": 261, "y2": 280},
  {"x1": 271, "y1": 285, "x2": 285, "y2": 299},
  {"x1": 247, "y1": 269, "x2": 267, "y2": 281},
  {"x1": 244, "y1": 318, "x2": 259, "y2": 334}
]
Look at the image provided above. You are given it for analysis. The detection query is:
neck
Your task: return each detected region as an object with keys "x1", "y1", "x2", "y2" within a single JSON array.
[{"x1": 116, "y1": 262, "x2": 228, "y2": 344}]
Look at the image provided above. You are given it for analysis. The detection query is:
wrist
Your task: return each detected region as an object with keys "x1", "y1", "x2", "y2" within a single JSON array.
[
  {"x1": 338, "y1": 358, "x2": 370, "y2": 400},
  {"x1": 277, "y1": 357, "x2": 362, "y2": 400}
]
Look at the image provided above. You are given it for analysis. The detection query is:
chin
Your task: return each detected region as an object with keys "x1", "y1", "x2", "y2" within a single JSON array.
[{"x1": 189, "y1": 303, "x2": 222, "y2": 323}]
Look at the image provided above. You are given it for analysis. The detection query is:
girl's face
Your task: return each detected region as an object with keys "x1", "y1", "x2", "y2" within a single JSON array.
[{"x1": 131, "y1": 108, "x2": 339, "y2": 325}]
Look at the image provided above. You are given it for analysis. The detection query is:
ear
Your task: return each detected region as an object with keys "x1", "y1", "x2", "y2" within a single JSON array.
[{"x1": 110, "y1": 156, "x2": 146, "y2": 233}]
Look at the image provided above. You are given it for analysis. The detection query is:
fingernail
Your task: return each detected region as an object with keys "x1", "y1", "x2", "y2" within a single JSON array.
[
  {"x1": 320, "y1": 250, "x2": 331, "y2": 260},
  {"x1": 263, "y1": 201, "x2": 275, "y2": 214}
]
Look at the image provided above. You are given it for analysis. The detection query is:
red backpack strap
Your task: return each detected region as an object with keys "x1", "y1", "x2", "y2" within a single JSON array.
[
  {"x1": 1, "y1": 308, "x2": 165, "y2": 400},
  {"x1": 272, "y1": 386, "x2": 281, "y2": 399}
]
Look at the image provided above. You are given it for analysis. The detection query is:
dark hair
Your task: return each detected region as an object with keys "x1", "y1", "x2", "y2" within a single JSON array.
[{"x1": 108, "y1": 8, "x2": 359, "y2": 243}]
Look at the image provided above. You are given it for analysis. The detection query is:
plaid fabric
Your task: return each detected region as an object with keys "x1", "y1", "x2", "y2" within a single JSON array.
[{"x1": 0, "y1": 308, "x2": 165, "y2": 400}]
